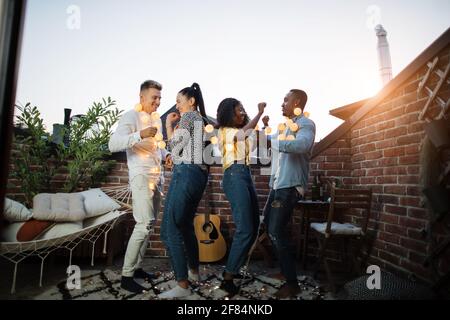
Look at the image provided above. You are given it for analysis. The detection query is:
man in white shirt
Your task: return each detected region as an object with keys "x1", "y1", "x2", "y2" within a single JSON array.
[{"x1": 109, "y1": 80, "x2": 172, "y2": 293}]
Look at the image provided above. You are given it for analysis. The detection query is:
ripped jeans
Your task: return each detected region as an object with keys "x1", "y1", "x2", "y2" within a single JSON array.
[{"x1": 264, "y1": 187, "x2": 300, "y2": 284}]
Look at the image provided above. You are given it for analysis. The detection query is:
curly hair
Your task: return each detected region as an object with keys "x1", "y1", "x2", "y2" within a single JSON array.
[{"x1": 216, "y1": 98, "x2": 249, "y2": 129}]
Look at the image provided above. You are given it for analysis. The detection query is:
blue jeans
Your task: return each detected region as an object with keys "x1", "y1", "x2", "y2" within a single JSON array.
[
  {"x1": 161, "y1": 164, "x2": 208, "y2": 281},
  {"x1": 264, "y1": 187, "x2": 300, "y2": 284},
  {"x1": 222, "y1": 164, "x2": 259, "y2": 275}
]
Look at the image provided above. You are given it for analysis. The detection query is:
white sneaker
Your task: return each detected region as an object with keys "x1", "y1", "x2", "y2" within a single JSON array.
[
  {"x1": 188, "y1": 269, "x2": 203, "y2": 282},
  {"x1": 158, "y1": 285, "x2": 192, "y2": 299}
]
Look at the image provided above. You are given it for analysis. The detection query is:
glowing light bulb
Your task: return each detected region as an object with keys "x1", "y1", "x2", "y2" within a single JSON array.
[
  {"x1": 155, "y1": 133, "x2": 163, "y2": 141},
  {"x1": 289, "y1": 123, "x2": 299, "y2": 132},
  {"x1": 294, "y1": 108, "x2": 302, "y2": 116},
  {"x1": 278, "y1": 123, "x2": 286, "y2": 132},
  {"x1": 278, "y1": 134, "x2": 286, "y2": 141},
  {"x1": 210, "y1": 136, "x2": 218, "y2": 145},
  {"x1": 158, "y1": 141, "x2": 166, "y2": 149},
  {"x1": 264, "y1": 127, "x2": 272, "y2": 135},
  {"x1": 205, "y1": 124, "x2": 214, "y2": 133},
  {"x1": 151, "y1": 112, "x2": 160, "y2": 120},
  {"x1": 149, "y1": 183, "x2": 155, "y2": 190},
  {"x1": 134, "y1": 103, "x2": 143, "y2": 112},
  {"x1": 225, "y1": 144, "x2": 234, "y2": 152},
  {"x1": 150, "y1": 167, "x2": 160, "y2": 174},
  {"x1": 303, "y1": 111, "x2": 310, "y2": 118},
  {"x1": 286, "y1": 118, "x2": 293, "y2": 126},
  {"x1": 286, "y1": 135, "x2": 295, "y2": 141}
]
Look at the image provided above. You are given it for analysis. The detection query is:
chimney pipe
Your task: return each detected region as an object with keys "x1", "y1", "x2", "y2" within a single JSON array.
[{"x1": 375, "y1": 24, "x2": 393, "y2": 86}]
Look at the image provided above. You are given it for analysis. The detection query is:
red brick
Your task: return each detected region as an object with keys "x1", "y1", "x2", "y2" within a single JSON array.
[
  {"x1": 400, "y1": 196, "x2": 421, "y2": 207},
  {"x1": 384, "y1": 185, "x2": 406, "y2": 195},
  {"x1": 384, "y1": 166, "x2": 407, "y2": 175},
  {"x1": 364, "y1": 151, "x2": 382, "y2": 160},
  {"x1": 376, "y1": 120, "x2": 395, "y2": 131},
  {"x1": 319, "y1": 162, "x2": 343, "y2": 170},
  {"x1": 405, "y1": 169, "x2": 420, "y2": 178},
  {"x1": 384, "y1": 127, "x2": 407, "y2": 140},
  {"x1": 353, "y1": 169, "x2": 366, "y2": 177},
  {"x1": 379, "y1": 157, "x2": 398, "y2": 167},
  {"x1": 404, "y1": 145, "x2": 420, "y2": 155},
  {"x1": 400, "y1": 238, "x2": 427, "y2": 253},
  {"x1": 360, "y1": 143, "x2": 376, "y2": 153},
  {"x1": 384, "y1": 107, "x2": 406, "y2": 121},
  {"x1": 375, "y1": 138, "x2": 396, "y2": 149},
  {"x1": 383, "y1": 147, "x2": 405, "y2": 157},
  {"x1": 376, "y1": 176, "x2": 398, "y2": 184},
  {"x1": 367, "y1": 168, "x2": 383, "y2": 176},
  {"x1": 362, "y1": 132, "x2": 384, "y2": 143},
  {"x1": 378, "y1": 195, "x2": 399, "y2": 205},
  {"x1": 379, "y1": 213, "x2": 400, "y2": 225},
  {"x1": 378, "y1": 231, "x2": 400, "y2": 244},
  {"x1": 361, "y1": 177, "x2": 376, "y2": 184},
  {"x1": 398, "y1": 175, "x2": 419, "y2": 184},
  {"x1": 399, "y1": 217, "x2": 426, "y2": 229},
  {"x1": 352, "y1": 153, "x2": 365, "y2": 162},
  {"x1": 407, "y1": 122, "x2": 424, "y2": 134},
  {"x1": 399, "y1": 155, "x2": 419, "y2": 165},
  {"x1": 360, "y1": 125, "x2": 377, "y2": 137},
  {"x1": 385, "y1": 223, "x2": 408, "y2": 236},
  {"x1": 406, "y1": 186, "x2": 422, "y2": 196},
  {"x1": 397, "y1": 134, "x2": 422, "y2": 146},
  {"x1": 407, "y1": 228, "x2": 427, "y2": 241},
  {"x1": 385, "y1": 205, "x2": 407, "y2": 215},
  {"x1": 339, "y1": 148, "x2": 351, "y2": 155},
  {"x1": 361, "y1": 160, "x2": 380, "y2": 168},
  {"x1": 325, "y1": 156, "x2": 349, "y2": 162},
  {"x1": 321, "y1": 148, "x2": 339, "y2": 156},
  {"x1": 408, "y1": 208, "x2": 428, "y2": 219}
]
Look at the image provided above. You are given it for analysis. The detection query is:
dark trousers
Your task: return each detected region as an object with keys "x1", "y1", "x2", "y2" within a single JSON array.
[{"x1": 264, "y1": 187, "x2": 300, "y2": 284}]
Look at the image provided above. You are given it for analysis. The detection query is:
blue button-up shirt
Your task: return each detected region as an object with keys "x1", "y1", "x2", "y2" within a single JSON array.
[{"x1": 269, "y1": 115, "x2": 316, "y2": 190}]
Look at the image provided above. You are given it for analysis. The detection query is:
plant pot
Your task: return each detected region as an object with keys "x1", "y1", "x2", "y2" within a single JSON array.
[
  {"x1": 422, "y1": 185, "x2": 450, "y2": 217},
  {"x1": 424, "y1": 119, "x2": 450, "y2": 150}
]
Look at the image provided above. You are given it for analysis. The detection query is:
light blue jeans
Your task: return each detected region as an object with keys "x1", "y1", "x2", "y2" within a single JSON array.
[{"x1": 222, "y1": 164, "x2": 259, "y2": 275}]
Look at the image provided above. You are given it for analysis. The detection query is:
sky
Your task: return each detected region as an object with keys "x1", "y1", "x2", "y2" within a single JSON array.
[{"x1": 15, "y1": 0, "x2": 450, "y2": 141}]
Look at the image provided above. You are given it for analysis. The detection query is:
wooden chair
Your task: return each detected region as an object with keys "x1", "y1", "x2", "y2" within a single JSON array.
[{"x1": 310, "y1": 182, "x2": 372, "y2": 292}]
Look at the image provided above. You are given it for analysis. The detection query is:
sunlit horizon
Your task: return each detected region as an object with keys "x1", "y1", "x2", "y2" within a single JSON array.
[{"x1": 15, "y1": 0, "x2": 450, "y2": 141}]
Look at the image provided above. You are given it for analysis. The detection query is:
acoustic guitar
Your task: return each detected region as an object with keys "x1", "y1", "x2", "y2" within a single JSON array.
[{"x1": 194, "y1": 176, "x2": 227, "y2": 262}]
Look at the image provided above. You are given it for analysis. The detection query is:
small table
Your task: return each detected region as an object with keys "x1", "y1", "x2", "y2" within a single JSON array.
[{"x1": 295, "y1": 200, "x2": 330, "y2": 269}]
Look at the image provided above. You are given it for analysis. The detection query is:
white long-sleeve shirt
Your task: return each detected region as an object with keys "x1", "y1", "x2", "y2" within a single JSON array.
[{"x1": 108, "y1": 109, "x2": 169, "y2": 185}]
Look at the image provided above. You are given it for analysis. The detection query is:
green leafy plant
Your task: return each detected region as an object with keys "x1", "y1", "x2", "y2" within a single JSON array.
[
  {"x1": 11, "y1": 103, "x2": 55, "y2": 206},
  {"x1": 10, "y1": 98, "x2": 123, "y2": 204},
  {"x1": 57, "y1": 97, "x2": 122, "y2": 192}
]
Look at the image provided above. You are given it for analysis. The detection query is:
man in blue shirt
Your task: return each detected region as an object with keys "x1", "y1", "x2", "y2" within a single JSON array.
[{"x1": 264, "y1": 89, "x2": 316, "y2": 299}]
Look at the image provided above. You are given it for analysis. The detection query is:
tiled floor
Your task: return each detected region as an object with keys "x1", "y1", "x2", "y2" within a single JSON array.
[{"x1": 0, "y1": 257, "x2": 339, "y2": 300}]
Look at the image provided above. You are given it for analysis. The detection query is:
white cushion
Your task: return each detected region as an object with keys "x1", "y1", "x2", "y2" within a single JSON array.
[
  {"x1": 83, "y1": 210, "x2": 123, "y2": 228},
  {"x1": 37, "y1": 221, "x2": 83, "y2": 240},
  {"x1": 311, "y1": 222, "x2": 362, "y2": 235},
  {"x1": 3, "y1": 198, "x2": 32, "y2": 222},
  {"x1": 80, "y1": 189, "x2": 121, "y2": 218},
  {"x1": 1, "y1": 222, "x2": 25, "y2": 242},
  {"x1": 32, "y1": 193, "x2": 86, "y2": 222}
]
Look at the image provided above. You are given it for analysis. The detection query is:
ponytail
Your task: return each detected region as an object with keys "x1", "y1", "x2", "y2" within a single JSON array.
[{"x1": 191, "y1": 83, "x2": 209, "y2": 126}]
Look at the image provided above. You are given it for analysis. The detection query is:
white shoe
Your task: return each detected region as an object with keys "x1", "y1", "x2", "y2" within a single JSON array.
[
  {"x1": 188, "y1": 269, "x2": 203, "y2": 282},
  {"x1": 158, "y1": 285, "x2": 192, "y2": 299}
]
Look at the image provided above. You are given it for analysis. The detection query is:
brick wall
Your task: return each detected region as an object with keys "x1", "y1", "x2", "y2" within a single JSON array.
[{"x1": 310, "y1": 45, "x2": 450, "y2": 282}]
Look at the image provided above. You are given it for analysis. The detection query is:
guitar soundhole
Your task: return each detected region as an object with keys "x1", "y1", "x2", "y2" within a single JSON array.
[{"x1": 202, "y1": 222, "x2": 219, "y2": 240}]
